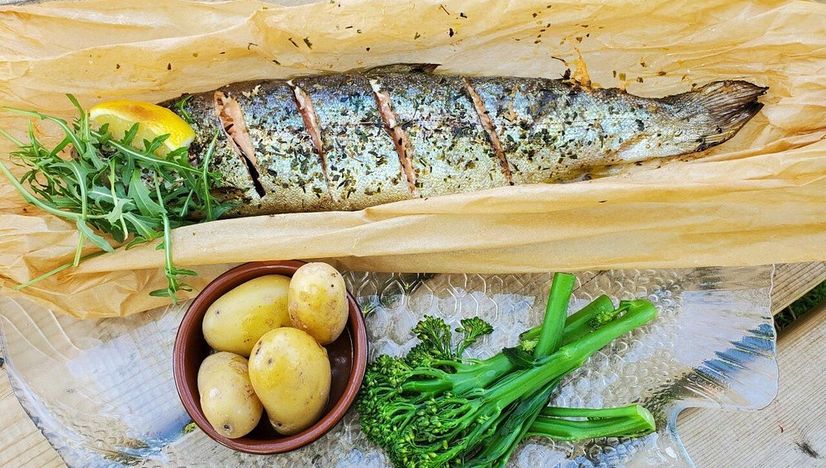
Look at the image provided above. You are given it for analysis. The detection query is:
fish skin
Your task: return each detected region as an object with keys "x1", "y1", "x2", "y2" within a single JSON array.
[
  {"x1": 219, "y1": 81, "x2": 335, "y2": 213},
  {"x1": 293, "y1": 74, "x2": 412, "y2": 210},
  {"x1": 372, "y1": 73, "x2": 510, "y2": 197},
  {"x1": 166, "y1": 67, "x2": 765, "y2": 216},
  {"x1": 468, "y1": 77, "x2": 766, "y2": 184}
]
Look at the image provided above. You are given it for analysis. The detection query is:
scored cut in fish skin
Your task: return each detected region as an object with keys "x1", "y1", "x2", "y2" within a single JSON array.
[
  {"x1": 372, "y1": 73, "x2": 510, "y2": 198},
  {"x1": 165, "y1": 67, "x2": 766, "y2": 216},
  {"x1": 181, "y1": 91, "x2": 261, "y2": 208},
  {"x1": 293, "y1": 74, "x2": 412, "y2": 210},
  {"x1": 218, "y1": 81, "x2": 335, "y2": 213}
]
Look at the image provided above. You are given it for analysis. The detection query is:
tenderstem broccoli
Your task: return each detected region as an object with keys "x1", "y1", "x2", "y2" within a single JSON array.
[{"x1": 358, "y1": 287, "x2": 658, "y2": 467}]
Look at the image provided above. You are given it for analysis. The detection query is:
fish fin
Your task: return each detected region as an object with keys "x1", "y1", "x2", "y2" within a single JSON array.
[
  {"x1": 668, "y1": 80, "x2": 768, "y2": 148},
  {"x1": 364, "y1": 63, "x2": 440, "y2": 75}
]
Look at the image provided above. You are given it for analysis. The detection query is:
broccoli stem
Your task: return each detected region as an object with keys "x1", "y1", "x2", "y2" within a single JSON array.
[
  {"x1": 528, "y1": 404, "x2": 656, "y2": 441},
  {"x1": 539, "y1": 404, "x2": 654, "y2": 420},
  {"x1": 534, "y1": 272, "x2": 576, "y2": 358},
  {"x1": 466, "y1": 274, "x2": 576, "y2": 466},
  {"x1": 466, "y1": 380, "x2": 561, "y2": 467},
  {"x1": 521, "y1": 294, "x2": 615, "y2": 347},
  {"x1": 485, "y1": 299, "x2": 657, "y2": 409},
  {"x1": 401, "y1": 353, "x2": 514, "y2": 395},
  {"x1": 402, "y1": 295, "x2": 620, "y2": 396},
  {"x1": 470, "y1": 295, "x2": 630, "y2": 466}
]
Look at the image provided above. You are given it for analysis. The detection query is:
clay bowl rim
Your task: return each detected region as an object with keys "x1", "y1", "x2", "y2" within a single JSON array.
[{"x1": 172, "y1": 260, "x2": 368, "y2": 454}]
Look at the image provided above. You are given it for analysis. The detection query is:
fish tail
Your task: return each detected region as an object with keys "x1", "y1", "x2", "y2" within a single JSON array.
[{"x1": 670, "y1": 80, "x2": 768, "y2": 149}]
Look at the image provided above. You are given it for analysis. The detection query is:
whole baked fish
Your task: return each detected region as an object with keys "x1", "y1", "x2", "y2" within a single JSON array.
[{"x1": 170, "y1": 64, "x2": 766, "y2": 215}]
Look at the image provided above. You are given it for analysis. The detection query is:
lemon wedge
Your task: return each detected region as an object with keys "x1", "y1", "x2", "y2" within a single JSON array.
[{"x1": 89, "y1": 100, "x2": 196, "y2": 155}]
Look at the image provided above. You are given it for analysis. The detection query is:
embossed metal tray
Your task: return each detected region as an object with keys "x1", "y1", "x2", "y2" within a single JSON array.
[{"x1": 0, "y1": 266, "x2": 777, "y2": 466}]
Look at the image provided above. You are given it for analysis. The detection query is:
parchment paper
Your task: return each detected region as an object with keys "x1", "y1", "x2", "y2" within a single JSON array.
[{"x1": 0, "y1": 0, "x2": 824, "y2": 318}]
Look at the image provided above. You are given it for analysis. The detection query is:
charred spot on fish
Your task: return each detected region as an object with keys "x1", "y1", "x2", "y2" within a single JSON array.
[{"x1": 635, "y1": 119, "x2": 645, "y2": 131}]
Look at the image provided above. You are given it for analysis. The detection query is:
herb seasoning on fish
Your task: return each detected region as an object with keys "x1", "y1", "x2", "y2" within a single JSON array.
[{"x1": 166, "y1": 64, "x2": 766, "y2": 215}]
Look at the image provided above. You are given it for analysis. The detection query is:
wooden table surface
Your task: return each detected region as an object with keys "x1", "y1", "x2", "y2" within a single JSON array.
[{"x1": 1, "y1": 262, "x2": 825, "y2": 468}]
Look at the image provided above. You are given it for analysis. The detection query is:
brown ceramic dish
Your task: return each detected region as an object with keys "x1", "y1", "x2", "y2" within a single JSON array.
[{"x1": 173, "y1": 260, "x2": 368, "y2": 454}]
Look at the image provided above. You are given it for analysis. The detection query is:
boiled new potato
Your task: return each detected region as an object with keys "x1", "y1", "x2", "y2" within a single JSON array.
[
  {"x1": 202, "y1": 275, "x2": 291, "y2": 356},
  {"x1": 197, "y1": 352, "x2": 263, "y2": 439},
  {"x1": 288, "y1": 262, "x2": 348, "y2": 345},
  {"x1": 248, "y1": 327, "x2": 331, "y2": 435}
]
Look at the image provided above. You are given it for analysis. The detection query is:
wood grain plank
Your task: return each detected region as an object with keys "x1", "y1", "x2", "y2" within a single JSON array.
[
  {"x1": 0, "y1": 364, "x2": 64, "y2": 468},
  {"x1": 678, "y1": 301, "x2": 826, "y2": 467},
  {"x1": 771, "y1": 262, "x2": 826, "y2": 313}
]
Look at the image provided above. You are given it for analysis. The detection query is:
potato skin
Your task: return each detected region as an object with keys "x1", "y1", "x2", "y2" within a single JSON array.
[
  {"x1": 197, "y1": 352, "x2": 263, "y2": 439},
  {"x1": 248, "y1": 328, "x2": 331, "y2": 435},
  {"x1": 288, "y1": 263, "x2": 348, "y2": 345},
  {"x1": 202, "y1": 275, "x2": 291, "y2": 356}
]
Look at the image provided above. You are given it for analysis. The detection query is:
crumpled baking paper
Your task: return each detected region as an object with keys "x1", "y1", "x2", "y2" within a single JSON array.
[{"x1": 0, "y1": 0, "x2": 824, "y2": 318}]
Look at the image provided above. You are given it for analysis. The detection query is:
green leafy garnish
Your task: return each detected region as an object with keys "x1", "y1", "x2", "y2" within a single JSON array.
[
  {"x1": 173, "y1": 95, "x2": 195, "y2": 125},
  {"x1": 0, "y1": 95, "x2": 230, "y2": 301}
]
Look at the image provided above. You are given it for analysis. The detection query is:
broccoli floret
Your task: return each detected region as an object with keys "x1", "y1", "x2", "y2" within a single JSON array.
[
  {"x1": 455, "y1": 317, "x2": 494, "y2": 356},
  {"x1": 409, "y1": 315, "x2": 455, "y2": 362}
]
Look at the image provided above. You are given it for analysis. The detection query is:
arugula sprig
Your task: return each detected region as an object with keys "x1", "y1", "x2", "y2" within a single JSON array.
[{"x1": 0, "y1": 95, "x2": 230, "y2": 301}]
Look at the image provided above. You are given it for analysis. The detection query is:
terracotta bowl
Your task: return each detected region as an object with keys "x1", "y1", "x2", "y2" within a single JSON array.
[{"x1": 173, "y1": 260, "x2": 368, "y2": 454}]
